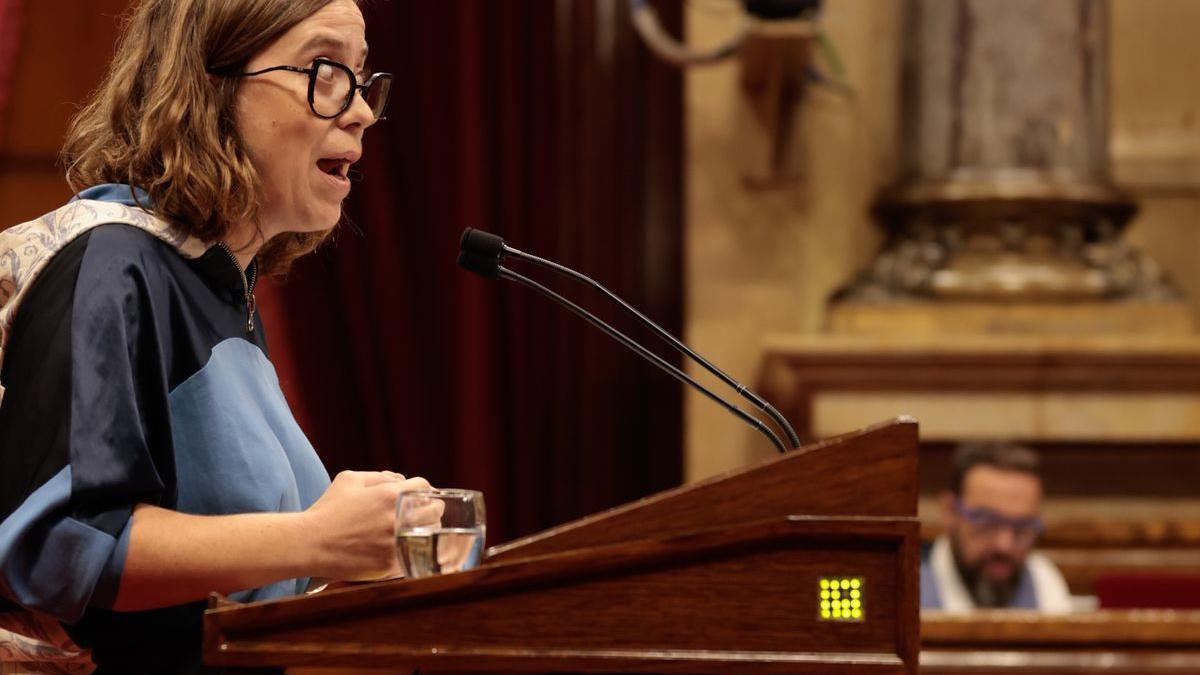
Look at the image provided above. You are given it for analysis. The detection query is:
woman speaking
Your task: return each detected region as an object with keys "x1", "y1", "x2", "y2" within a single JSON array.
[{"x1": 0, "y1": 1, "x2": 422, "y2": 671}]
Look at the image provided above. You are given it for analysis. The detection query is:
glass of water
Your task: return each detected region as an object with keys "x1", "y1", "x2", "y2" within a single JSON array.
[{"x1": 395, "y1": 488, "x2": 486, "y2": 578}]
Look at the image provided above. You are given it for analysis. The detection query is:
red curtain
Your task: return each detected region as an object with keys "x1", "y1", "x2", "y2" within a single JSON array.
[
  {"x1": 0, "y1": 0, "x2": 23, "y2": 149},
  {"x1": 260, "y1": 0, "x2": 684, "y2": 545}
]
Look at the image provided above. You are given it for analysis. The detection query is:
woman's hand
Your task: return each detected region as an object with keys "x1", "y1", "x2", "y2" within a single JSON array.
[
  {"x1": 302, "y1": 471, "x2": 432, "y2": 581},
  {"x1": 112, "y1": 470, "x2": 432, "y2": 611}
]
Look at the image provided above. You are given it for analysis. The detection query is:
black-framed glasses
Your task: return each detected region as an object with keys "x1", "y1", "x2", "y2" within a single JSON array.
[
  {"x1": 954, "y1": 500, "x2": 1044, "y2": 546},
  {"x1": 213, "y1": 57, "x2": 392, "y2": 121}
]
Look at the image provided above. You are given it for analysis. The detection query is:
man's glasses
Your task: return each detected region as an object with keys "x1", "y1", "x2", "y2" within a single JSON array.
[
  {"x1": 213, "y1": 57, "x2": 392, "y2": 121},
  {"x1": 955, "y1": 500, "x2": 1044, "y2": 546}
]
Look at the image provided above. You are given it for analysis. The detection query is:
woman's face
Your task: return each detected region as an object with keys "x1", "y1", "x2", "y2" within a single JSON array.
[{"x1": 234, "y1": 0, "x2": 374, "y2": 241}]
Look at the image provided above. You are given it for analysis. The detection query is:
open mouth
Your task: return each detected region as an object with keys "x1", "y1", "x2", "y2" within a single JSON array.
[{"x1": 316, "y1": 158, "x2": 350, "y2": 179}]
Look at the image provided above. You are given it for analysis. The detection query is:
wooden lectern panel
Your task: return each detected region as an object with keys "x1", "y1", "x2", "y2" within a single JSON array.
[
  {"x1": 207, "y1": 517, "x2": 917, "y2": 673},
  {"x1": 204, "y1": 419, "x2": 920, "y2": 673},
  {"x1": 490, "y1": 418, "x2": 919, "y2": 561}
]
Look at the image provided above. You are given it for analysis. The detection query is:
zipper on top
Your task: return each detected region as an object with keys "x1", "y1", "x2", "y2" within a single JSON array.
[{"x1": 215, "y1": 242, "x2": 257, "y2": 334}]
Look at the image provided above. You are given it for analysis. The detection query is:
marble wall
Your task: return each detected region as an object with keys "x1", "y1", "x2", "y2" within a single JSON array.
[{"x1": 684, "y1": 0, "x2": 1200, "y2": 481}]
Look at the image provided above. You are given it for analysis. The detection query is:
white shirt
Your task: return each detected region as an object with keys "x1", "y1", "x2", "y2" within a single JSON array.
[{"x1": 927, "y1": 535, "x2": 1073, "y2": 613}]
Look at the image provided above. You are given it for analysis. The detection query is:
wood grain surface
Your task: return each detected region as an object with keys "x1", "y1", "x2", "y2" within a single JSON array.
[
  {"x1": 207, "y1": 517, "x2": 917, "y2": 672},
  {"x1": 921, "y1": 610, "x2": 1200, "y2": 674},
  {"x1": 204, "y1": 421, "x2": 921, "y2": 673},
  {"x1": 489, "y1": 418, "x2": 919, "y2": 561}
]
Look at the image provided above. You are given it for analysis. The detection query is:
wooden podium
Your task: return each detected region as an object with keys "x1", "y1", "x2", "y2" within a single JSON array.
[{"x1": 203, "y1": 418, "x2": 920, "y2": 673}]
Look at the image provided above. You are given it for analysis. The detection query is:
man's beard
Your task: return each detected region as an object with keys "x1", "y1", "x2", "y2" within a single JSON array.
[{"x1": 950, "y1": 539, "x2": 1023, "y2": 608}]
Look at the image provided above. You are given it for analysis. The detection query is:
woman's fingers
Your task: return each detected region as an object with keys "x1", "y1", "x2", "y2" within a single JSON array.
[
  {"x1": 305, "y1": 471, "x2": 437, "y2": 581},
  {"x1": 360, "y1": 470, "x2": 407, "y2": 487},
  {"x1": 403, "y1": 500, "x2": 444, "y2": 528},
  {"x1": 398, "y1": 476, "x2": 433, "y2": 492}
]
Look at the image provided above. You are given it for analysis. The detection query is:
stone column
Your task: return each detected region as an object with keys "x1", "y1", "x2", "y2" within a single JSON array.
[{"x1": 835, "y1": 0, "x2": 1185, "y2": 330}]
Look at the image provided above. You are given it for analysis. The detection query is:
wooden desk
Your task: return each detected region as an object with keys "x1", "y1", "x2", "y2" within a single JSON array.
[
  {"x1": 921, "y1": 610, "x2": 1200, "y2": 673},
  {"x1": 759, "y1": 334, "x2": 1200, "y2": 444},
  {"x1": 761, "y1": 334, "x2": 1200, "y2": 594}
]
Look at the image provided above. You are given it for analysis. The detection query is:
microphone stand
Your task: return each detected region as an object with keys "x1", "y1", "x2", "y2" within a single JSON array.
[
  {"x1": 504, "y1": 245, "x2": 801, "y2": 449},
  {"x1": 498, "y1": 265, "x2": 789, "y2": 455}
]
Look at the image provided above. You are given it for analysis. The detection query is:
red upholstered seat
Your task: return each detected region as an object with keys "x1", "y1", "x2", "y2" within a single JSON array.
[{"x1": 1095, "y1": 573, "x2": 1200, "y2": 610}]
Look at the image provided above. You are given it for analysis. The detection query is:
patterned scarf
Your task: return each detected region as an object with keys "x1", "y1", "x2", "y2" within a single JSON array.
[{"x1": 0, "y1": 199, "x2": 207, "y2": 406}]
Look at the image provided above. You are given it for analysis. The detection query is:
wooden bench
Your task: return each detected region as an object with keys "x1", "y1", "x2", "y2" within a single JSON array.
[{"x1": 921, "y1": 610, "x2": 1200, "y2": 673}]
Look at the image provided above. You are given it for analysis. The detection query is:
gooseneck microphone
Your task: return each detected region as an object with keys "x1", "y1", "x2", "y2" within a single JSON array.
[{"x1": 458, "y1": 228, "x2": 800, "y2": 455}]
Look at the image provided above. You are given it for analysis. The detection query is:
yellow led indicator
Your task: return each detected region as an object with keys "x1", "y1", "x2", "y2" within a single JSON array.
[{"x1": 818, "y1": 577, "x2": 865, "y2": 622}]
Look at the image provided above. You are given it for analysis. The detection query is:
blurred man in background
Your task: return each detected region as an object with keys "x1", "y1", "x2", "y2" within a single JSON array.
[{"x1": 921, "y1": 442, "x2": 1072, "y2": 613}]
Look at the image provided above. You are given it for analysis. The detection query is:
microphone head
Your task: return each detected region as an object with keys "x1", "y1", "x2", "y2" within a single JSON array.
[
  {"x1": 458, "y1": 228, "x2": 506, "y2": 279},
  {"x1": 457, "y1": 248, "x2": 501, "y2": 279},
  {"x1": 460, "y1": 227, "x2": 506, "y2": 259}
]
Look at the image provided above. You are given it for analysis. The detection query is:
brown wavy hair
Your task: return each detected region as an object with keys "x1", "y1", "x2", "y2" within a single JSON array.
[{"x1": 62, "y1": 0, "x2": 356, "y2": 276}]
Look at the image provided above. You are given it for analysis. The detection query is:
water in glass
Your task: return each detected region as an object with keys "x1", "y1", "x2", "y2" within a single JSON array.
[{"x1": 395, "y1": 488, "x2": 485, "y2": 578}]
